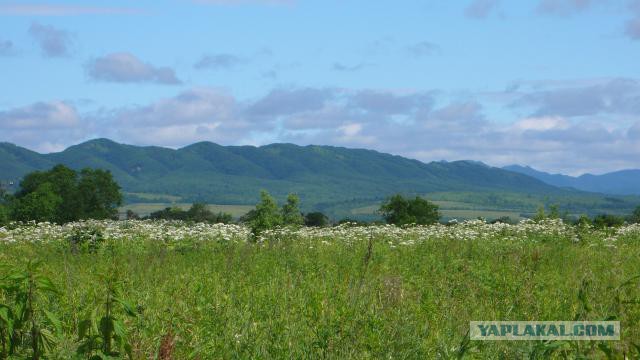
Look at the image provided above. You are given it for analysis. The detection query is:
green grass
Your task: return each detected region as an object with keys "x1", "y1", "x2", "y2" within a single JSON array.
[{"x1": 1, "y1": 223, "x2": 639, "y2": 358}]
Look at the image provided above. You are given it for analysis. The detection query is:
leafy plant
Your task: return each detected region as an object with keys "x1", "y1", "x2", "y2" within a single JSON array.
[
  {"x1": 76, "y1": 271, "x2": 137, "y2": 359},
  {"x1": 0, "y1": 260, "x2": 61, "y2": 359},
  {"x1": 68, "y1": 226, "x2": 105, "y2": 254}
]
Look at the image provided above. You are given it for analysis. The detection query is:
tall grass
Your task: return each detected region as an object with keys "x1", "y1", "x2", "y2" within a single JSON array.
[{"x1": 0, "y1": 220, "x2": 639, "y2": 358}]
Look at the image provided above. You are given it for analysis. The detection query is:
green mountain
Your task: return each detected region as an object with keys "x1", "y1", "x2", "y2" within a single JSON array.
[
  {"x1": 1, "y1": 139, "x2": 638, "y2": 219},
  {"x1": 504, "y1": 165, "x2": 640, "y2": 196}
]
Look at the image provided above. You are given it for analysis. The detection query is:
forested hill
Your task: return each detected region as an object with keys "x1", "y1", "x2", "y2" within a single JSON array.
[
  {"x1": 0, "y1": 139, "x2": 619, "y2": 209},
  {"x1": 504, "y1": 165, "x2": 640, "y2": 196}
]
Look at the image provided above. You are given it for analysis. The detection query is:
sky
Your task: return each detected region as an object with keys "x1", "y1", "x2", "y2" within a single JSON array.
[{"x1": 1, "y1": 0, "x2": 640, "y2": 175}]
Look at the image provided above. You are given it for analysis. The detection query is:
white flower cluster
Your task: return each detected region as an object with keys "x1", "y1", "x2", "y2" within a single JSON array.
[
  {"x1": 0, "y1": 219, "x2": 250, "y2": 244},
  {"x1": 257, "y1": 219, "x2": 575, "y2": 244},
  {"x1": 0, "y1": 218, "x2": 637, "y2": 246}
]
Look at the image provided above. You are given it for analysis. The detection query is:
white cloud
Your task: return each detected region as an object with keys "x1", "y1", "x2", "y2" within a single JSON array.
[
  {"x1": 28, "y1": 22, "x2": 71, "y2": 57},
  {"x1": 511, "y1": 116, "x2": 570, "y2": 132},
  {"x1": 0, "y1": 4, "x2": 142, "y2": 16},
  {"x1": 87, "y1": 53, "x2": 181, "y2": 85},
  {"x1": 2, "y1": 83, "x2": 639, "y2": 174},
  {"x1": 0, "y1": 101, "x2": 79, "y2": 129}
]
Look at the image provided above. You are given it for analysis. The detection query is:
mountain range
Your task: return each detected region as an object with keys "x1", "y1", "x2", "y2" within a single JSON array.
[
  {"x1": 504, "y1": 165, "x2": 640, "y2": 196},
  {"x1": 1, "y1": 139, "x2": 638, "y2": 219}
]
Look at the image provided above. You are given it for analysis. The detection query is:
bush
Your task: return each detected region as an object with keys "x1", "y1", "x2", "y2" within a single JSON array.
[
  {"x1": 244, "y1": 191, "x2": 283, "y2": 235},
  {"x1": 379, "y1": 194, "x2": 440, "y2": 226},
  {"x1": 304, "y1": 212, "x2": 329, "y2": 227},
  {"x1": 147, "y1": 203, "x2": 233, "y2": 224},
  {"x1": 592, "y1": 214, "x2": 625, "y2": 228}
]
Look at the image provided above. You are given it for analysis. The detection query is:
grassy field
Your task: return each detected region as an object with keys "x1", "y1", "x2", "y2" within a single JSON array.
[
  {"x1": 1, "y1": 220, "x2": 639, "y2": 358},
  {"x1": 119, "y1": 203, "x2": 254, "y2": 218},
  {"x1": 350, "y1": 202, "x2": 525, "y2": 221}
]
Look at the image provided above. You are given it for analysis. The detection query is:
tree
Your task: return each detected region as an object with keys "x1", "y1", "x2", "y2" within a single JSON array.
[
  {"x1": 304, "y1": 212, "x2": 329, "y2": 227},
  {"x1": 187, "y1": 203, "x2": 213, "y2": 222},
  {"x1": 0, "y1": 187, "x2": 9, "y2": 226},
  {"x1": 631, "y1": 206, "x2": 640, "y2": 224},
  {"x1": 125, "y1": 210, "x2": 140, "y2": 220},
  {"x1": 244, "y1": 190, "x2": 283, "y2": 235},
  {"x1": 185, "y1": 203, "x2": 233, "y2": 223},
  {"x1": 592, "y1": 214, "x2": 625, "y2": 228},
  {"x1": 11, "y1": 165, "x2": 122, "y2": 223},
  {"x1": 11, "y1": 183, "x2": 62, "y2": 222},
  {"x1": 18, "y1": 165, "x2": 80, "y2": 223},
  {"x1": 77, "y1": 168, "x2": 123, "y2": 220},
  {"x1": 533, "y1": 205, "x2": 546, "y2": 221},
  {"x1": 379, "y1": 194, "x2": 440, "y2": 226},
  {"x1": 281, "y1": 194, "x2": 303, "y2": 226}
]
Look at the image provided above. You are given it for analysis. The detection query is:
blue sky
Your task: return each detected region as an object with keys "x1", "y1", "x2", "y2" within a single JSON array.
[{"x1": 1, "y1": 0, "x2": 640, "y2": 175}]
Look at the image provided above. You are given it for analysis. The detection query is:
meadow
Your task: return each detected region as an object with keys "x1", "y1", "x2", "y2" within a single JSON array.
[{"x1": 1, "y1": 220, "x2": 639, "y2": 359}]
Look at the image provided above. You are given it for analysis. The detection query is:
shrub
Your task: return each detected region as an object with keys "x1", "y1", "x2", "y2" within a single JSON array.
[
  {"x1": 592, "y1": 214, "x2": 625, "y2": 228},
  {"x1": 379, "y1": 194, "x2": 440, "y2": 226},
  {"x1": 281, "y1": 194, "x2": 303, "y2": 226},
  {"x1": 304, "y1": 212, "x2": 329, "y2": 227}
]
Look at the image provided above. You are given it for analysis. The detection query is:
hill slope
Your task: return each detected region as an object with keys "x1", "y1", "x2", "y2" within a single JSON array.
[
  {"x1": 504, "y1": 165, "x2": 640, "y2": 195},
  {"x1": 1, "y1": 139, "x2": 638, "y2": 218}
]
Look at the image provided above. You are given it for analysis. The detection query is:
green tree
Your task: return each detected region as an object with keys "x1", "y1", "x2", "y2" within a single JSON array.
[
  {"x1": 18, "y1": 165, "x2": 80, "y2": 223},
  {"x1": 281, "y1": 194, "x2": 304, "y2": 226},
  {"x1": 576, "y1": 214, "x2": 592, "y2": 227},
  {"x1": 77, "y1": 168, "x2": 123, "y2": 220},
  {"x1": 592, "y1": 214, "x2": 625, "y2": 228},
  {"x1": 379, "y1": 194, "x2": 440, "y2": 226},
  {"x1": 11, "y1": 183, "x2": 62, "y2": 223},
  {"x1": 125, "y1": 210, "x2": 139, "y2": 220},
  {"x1": 148, "y1": 207, "x2": 187, "y2": 220},
  {"x1": 185, "y1": 203, "x2": 233, "y2": 223},
  {"x1": 631, "y1": 206, "x2": 640, "y2": 224},
  {"x1": 186, "y1": 203, "x2": 212, "y2": 222},
  {"x1": 533, "y1": 205, "x2": 546, "y2": 221},
  {"x1": 304, "y1": 212, "x2": 329, "y2": 227},
  {"x1": 246, "y1": 190, "x2": 283, "y2": 235},
  {"x1": 0, "y1": 188, "x2": 9, "y2": 226},
  {"x1": 12, "y1": 165, "x2": 122, "y2": 223}
]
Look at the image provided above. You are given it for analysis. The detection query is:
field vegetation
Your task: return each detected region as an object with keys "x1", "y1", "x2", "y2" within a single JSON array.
[{"x1": 1, "y1": 219, "x2": 640, "y2": 358}]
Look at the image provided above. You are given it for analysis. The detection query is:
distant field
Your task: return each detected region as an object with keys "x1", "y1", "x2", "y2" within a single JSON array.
[
  {"x1": 119, "y1": 203, "x2": 254, "y2": 217},
  {"x1": 350, "y1": 202, "x2": 525, "y2": 221},
  {"x1": 124, "y1": 192, "x2": 182, "y2": 202},
  {"x1": 439, "y1": 209, "x2": 523, "y2": 221}
]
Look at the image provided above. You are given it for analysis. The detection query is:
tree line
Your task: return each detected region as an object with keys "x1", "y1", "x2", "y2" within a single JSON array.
[
  {"x1": 2, "y1": 165, "x2": 639, "y2": 231},
  {"x1": 0, "y1": 165, "x2": 122, "y2": 224}
]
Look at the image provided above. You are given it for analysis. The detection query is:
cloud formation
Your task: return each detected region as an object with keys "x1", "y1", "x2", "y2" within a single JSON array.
[
  {"x1": 103, "y1": 88, "x2": 269, "y2": 147},
  {"x1": 0, "y1": 101, "x2": 85, "y2": 152},
  {"x1": 332, "y1": 63, "x2": 367, "y2": 72},
  {"x1": 28, "y1": 23, "x2": 71, "y2": 57},
  {"x1": 510, "y1": 78, "x2": 640, "y2": 117},
  {"x1": 194, "y1": 54, "x2": 246, "y2": 70},
  {"x1": 2, "y1": 79, "x2": 639, "y2": 174},
  {"x1": 626, "y1": 1, "x2": 640, "y2": 40},
  {"x1": 0, "y1": 4, "x2": 142, "y2": 16},
  {"x1": 87, "y1": 53, "x2": 182, "y2": 85},
  {"x1": 407, "y1": 41, "x2": 440, "y2": 57},
  {"x1": 536, "y1": 0, "x2": 593, "y2": 16},
  {"x1": 192, "y1": 0, "x2": 293, "y2": 5},
  {"x1": 0, "y1": 39, "x2": 13, "y2": 56},
  {"x1": 464, "y1": 0, "x2": 500, "y2": 19}
]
